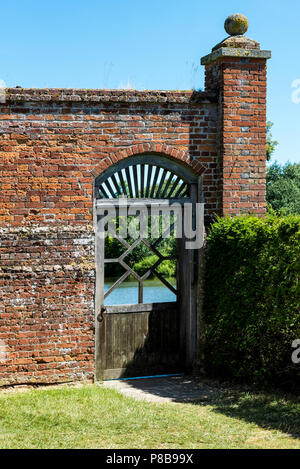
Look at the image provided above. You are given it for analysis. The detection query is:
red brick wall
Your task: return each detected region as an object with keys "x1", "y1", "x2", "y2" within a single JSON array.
[
  {"x1": 0, "y1": 89, "x2": 218, "y2": 385},
  {"x1": 0, "y1": 76, "x2": 268, "y2": 384},
  {"x1": 0, "y1": 226, "x2": 95, "y2": 385},
  {"x1": 0, "y1": 89, "x2": 218, "y2": 225},
  {"x1": 204, "y1": 57, "x2": 267, "y2": 215}
]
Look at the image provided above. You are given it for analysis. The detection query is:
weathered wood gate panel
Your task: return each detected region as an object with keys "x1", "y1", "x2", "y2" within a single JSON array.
[{"x1": 100, "y1": 303, "x2": 182, "y2": 380}]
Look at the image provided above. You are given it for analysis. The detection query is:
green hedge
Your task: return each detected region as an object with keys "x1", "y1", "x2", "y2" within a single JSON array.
[{"x1": 204, "y1": 215, "x2": 300, "y2": 391}]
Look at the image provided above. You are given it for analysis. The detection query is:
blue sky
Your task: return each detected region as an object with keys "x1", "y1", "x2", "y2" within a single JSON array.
[{"x1": 0, "y1": 0, "x2": 299, "y2": 164}]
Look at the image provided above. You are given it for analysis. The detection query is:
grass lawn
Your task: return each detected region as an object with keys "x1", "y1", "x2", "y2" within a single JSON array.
[{"x1": 0, "y1": 383, "x2": 299, "y2": 449}]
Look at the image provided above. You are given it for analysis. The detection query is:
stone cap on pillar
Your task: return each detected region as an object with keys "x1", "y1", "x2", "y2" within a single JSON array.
[{"x1": 201, "y1": 14, "x2": 271, "y2": 65}]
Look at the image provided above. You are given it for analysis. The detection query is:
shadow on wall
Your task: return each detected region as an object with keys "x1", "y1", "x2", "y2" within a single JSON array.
[{"x1": 188, "y1": 91, "x2": 218, "y2": 225}]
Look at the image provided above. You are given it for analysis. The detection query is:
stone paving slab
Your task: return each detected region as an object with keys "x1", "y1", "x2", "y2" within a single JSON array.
[{"x1": 102, "y1": 375, "x2": 218, "y2": 403}]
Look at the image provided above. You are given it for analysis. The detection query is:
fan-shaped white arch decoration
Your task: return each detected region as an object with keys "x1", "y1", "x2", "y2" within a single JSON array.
[{"x1": 95, "y1": 154, "x2": 197, "y2": 200}]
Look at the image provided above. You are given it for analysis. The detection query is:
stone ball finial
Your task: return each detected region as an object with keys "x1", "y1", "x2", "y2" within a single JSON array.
[{"x1": 224, "y1": 14, "x2": 248, "y2": 36}]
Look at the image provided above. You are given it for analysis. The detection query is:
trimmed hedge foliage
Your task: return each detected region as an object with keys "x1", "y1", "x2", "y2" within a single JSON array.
[{"x1": 204, "y1": 215, "x2": 300, "y2": 391}]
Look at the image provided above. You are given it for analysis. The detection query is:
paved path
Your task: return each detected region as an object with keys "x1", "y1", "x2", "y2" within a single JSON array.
[{"x1": 102, "y1": 375, "x2": 217, "y2": 403}]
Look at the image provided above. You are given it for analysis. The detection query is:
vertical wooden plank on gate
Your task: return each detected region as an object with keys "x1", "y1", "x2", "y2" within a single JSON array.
[{"x1": 95, "y1": 212, "x2": 106, "y2": 381}]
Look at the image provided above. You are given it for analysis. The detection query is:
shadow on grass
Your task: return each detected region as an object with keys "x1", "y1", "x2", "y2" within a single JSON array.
[
  {"x1": 117, "y1": 376, "x2": 300, "y2": 439},
  {"x1": 193, "y1": 389, "x2": 300, "y2": 439}
]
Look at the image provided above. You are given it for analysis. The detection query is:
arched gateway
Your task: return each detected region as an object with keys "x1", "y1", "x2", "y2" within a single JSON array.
[
  {"x1": 0, "y1": 15, "x2": 271, "y2": 386},
  {"x1": 94, "y1": 154, "x2": 203, "y2": 380}
]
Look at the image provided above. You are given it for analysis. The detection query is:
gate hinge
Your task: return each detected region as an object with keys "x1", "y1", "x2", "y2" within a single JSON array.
[{"x1": 97, "y1": 306, "x2": 106, "y2": 323}]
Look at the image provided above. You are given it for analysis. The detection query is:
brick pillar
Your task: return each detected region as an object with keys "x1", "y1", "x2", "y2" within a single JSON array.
[{"x1": 201, "y1": 14, "x2": 271, "y2": 216}]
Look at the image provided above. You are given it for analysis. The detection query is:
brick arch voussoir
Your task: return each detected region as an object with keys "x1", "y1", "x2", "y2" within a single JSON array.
[{"x1": 91, "y1": 143, "x2": 207, "y2": 179}]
